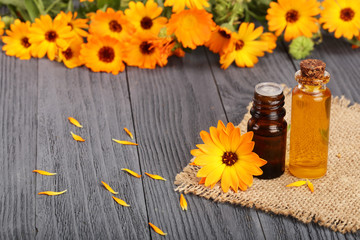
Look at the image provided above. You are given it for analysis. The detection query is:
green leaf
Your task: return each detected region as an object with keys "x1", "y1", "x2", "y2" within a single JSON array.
[{"x1": 25, "y1": 0, "x2": 40, "y2": 22}]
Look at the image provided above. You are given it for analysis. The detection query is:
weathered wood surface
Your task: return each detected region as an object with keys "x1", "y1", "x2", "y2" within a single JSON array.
[{"x1": 0, "y1": 34, "x2": 359, "y2": 240}]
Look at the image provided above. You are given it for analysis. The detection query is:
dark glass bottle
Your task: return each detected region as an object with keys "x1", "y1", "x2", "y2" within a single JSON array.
[{"x1": 247, "y1": 82, "x2": 287, "y2": 179}]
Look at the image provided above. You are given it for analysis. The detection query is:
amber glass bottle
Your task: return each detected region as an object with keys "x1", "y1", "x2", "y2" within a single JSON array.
[
  {"x1": 247, "y1": 82, "x2": 287, "y2": 179},
  {"x1": 289, "y1": 59, "x2": 331, "y2": 179}
]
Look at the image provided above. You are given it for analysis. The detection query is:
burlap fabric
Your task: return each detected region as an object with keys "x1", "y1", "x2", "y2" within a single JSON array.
[{"x1": 174, "y1": 86, "x2": 360, "y2": 233}]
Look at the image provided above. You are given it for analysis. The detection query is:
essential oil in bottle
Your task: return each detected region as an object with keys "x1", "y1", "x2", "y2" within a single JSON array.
[
  {"x1": 247, "y1": 82, "x2": 287, "y2": 179},
  {"x1": 289, "y1": 59, "x2": 331, "y2": 179}
]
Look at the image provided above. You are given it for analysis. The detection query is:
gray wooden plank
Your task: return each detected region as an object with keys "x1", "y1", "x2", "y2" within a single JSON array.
[
  {"x1": 36, "y1": 60, "x2": 149, "y2": 239},
  {"x1": 205, "y1": 39, "x2": 358, "y2": 239},
  {"x1": 127, "y1": 48, "x2": 265, "y2": 240},
  {"x1": 0, "y1": 51, "x2": 38, "y2": 239}
]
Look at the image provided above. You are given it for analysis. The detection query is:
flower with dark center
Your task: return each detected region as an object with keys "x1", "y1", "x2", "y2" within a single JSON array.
[
  {"x1": 140, "y1": 41, "x2": 155, "y2": 55},
  {"x1": 45, "y1": 31, "x2": 57, "y2": 42},
  {"x1": 235, "y1": 40, "x2": 244, "y2": 51},
  {"x1": 140, "y1": 17, "x2": 153, "y2": 30},
  {"x1": 98, "y1": 46, "x2": 115, "y2": 63},
  {"x1": 340, "y1": 8, "x2": 355, "y2": 22},
  {"x1": 21, "y1": 37, "x2": 31, "y2": 48},
  {"x1": 222, "y1": 152, "x2": 238, "y2": 166},
  {"x1": 109, "y1": 20, "x2": 122, "y2": 32}
]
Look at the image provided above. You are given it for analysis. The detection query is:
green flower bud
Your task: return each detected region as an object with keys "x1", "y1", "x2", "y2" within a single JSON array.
[
  {"x1": 1, "y1": 16, "x2": 15, "y2": 29},
  {"x1": 289, "y1": 36, "x2": 315, "y2": 60}
]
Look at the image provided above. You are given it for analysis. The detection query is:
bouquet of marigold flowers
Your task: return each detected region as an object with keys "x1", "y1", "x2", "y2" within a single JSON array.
[{"x1": 0, "y1": 0, "x2": 358, "y2": 74}]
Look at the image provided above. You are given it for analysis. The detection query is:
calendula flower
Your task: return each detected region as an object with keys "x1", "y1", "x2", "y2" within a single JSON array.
[
  {"x1": 266, "y1": 0, "x2": 321, "y2": 42},
  {"x1": 164, "y1": 0, "x2": 210, "y2": 13},
  {"x1": 29, "y1": 15, "x2": 74, "y2": 60},
  {"x1": 167, "y1": 9, "x2": 215, "y2": 49},
  {"x1": 205, "y1": 26, "x2": 234, "y2": 54},
  {"x1": 55, "y1": 11, "x2": 89, "y2": 38},
  {"x1": 220, "y1": 22, "x2": 268, "y2": 69},
  {"x1": 89, "y1": 8, "x2": 135, "y2": 41},
  {"x1": 320, "y1": 0, "x2": 360, "y2": 40},
  {"x1": 59, "y1": 37, "x2": 84, "y2": 69},
  {"x1": 260, "y1": 32, "x2": 277, "y2": 53},
  {"x1": 2, "y1": 20, "x2": 33, "y2": 60},
  {"x1": 80, "y1": 35, "x2": 125, "y2": 75},
  {"x1": 125, "y1": 0, "x2": 167, "y2": 35},
  {"x1": 0, "y1": 16, "x2": 4, "y2": 36},
  {"x1": 191, "y1": 120, "x2": 267, "y2": 192},
  {"x1": 124, "y1": 33, "x2": 173, "y2": 69}
]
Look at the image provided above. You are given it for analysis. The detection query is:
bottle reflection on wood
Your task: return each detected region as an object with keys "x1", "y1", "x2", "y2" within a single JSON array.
[{"x1": 247, "y1": 82, "x2": 287, "y2": 179}]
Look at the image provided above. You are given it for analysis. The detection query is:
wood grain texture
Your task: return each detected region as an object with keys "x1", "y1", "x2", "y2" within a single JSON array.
[
  {"x1": 35, "y1": 59, "x2": 149, "y2": 239},
  {"x1": 127, "y1": 48, "x2": 265, "y2": 240},
  {"x1": 0, "y1": 52, "x2": 38, "y2": 239}
]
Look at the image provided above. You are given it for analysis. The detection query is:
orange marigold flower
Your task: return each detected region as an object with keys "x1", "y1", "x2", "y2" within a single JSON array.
[
  {"x1": 266, "y1": 0, "x2": 320, "y2": 42},
  {"x1": 205, "y1": 26, "x2": 234, "y2": 54},
  {"x1": 59, "y1": 37, "x2": 84, "y2": 69},
  {"x1": 2, "y1": 20, "x2": 33, "y2": 60},
  {"x1": 320, "y1": 0, "x2": 360, "y2": 40},
  {"x1": 0, "y1": 16, "x2": 5, "y2": 36},
  {"x1": 124, "y1": 33, "x2": 174, "y2": 69},
  {"x1": 55, "y1": 11, "x2": 89, "y2": 38},
  {"x1": 29, "y1": 15, "x2": 74, "y2": 60},
  {"x1": 167, "y1": 9, "x2": 215, "y2": 49},
  {"x1": 191, "y1": 120, "x2": 267, "y2": 193},
  {"x1": 260, "y1": 32, "x2": 277, "y2": 53},
  {"x1": 89, "y1": 8, "x2": 135, "y2": 41},
  {"x1": 164, "y1": 0, "x2": 210, "y2": 13},
  {"x1": 220, "y1": 22, "x2": 268, "y2": 69},
  {"x1": 80, "y1": 35, "x2": 125, "y2": 75},
  {"x1": 125, "y1": 0, "x2": 167, "y2": 35}
]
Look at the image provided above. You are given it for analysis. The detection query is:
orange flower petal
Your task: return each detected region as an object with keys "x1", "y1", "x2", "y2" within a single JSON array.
[
  {"x1": 112, "y1": 196, "x2": 130, "y2": 207},
  {"x1": 145, "y1": 172, "x2": 166, "y2": 181},
  {"x1": 286, "y1": 180, "x2": 307, "y2": 187},
  {"x1": 121, "y1": 168, "x2": 141, "y2": 178},
  {"x1": 180, "y1": 194, "x2": 188, "y2": 211},
  {"x1": 70, "y1": 131, "x2": 85, "y2": 142},
  {"x1": 68, "y1": 117, "x2": 83, "y2": 128},
  {"x1": 112, "y1": 139, "x2": 138, "y2": 146},
  {"x1": 124, "y1": 128, "x2": 134, "y2": 139},
  {"x1": 198, "y1": 177, "x2": 206, "y2": 184},
  {"x1": 101, "y1": 181, "x2": 118, "y2": 194},
  {"x1": 38, "y1": 190, "x2": 67, "y2": 196},
  {"x1": 149, "y1": 222, "x2": 167, "y2": 236},
  {"x1": 307, "y1": 179, "x2": 314, "y2": 193},
  {"x1": 32, "y1": 170, "x2": 56, "y2": 176}
]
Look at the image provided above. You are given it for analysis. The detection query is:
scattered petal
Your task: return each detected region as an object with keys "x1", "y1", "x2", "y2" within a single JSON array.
[
  {"x1": 112, "y1": 138, "x2": 138, "y2": 146},
  {"x1": 101, "y1": 181, "x2": 118, "y2": 194},
  {"x1": 124, "y1": 128, "x2": 134, "y2": 139},
  {"x1": 68, "y1": 117, "x2": 83, "y2": 128},
  {"x1": 180, "y1": 194, "x2": 188, "y2": 211},
  {"x1": 307, "y1": 179, "x2": 314, "y2": 193},
  {"x1": 121, "y1": 168, "x2": 141, "y2": 178},
  {"x1": 71, "y1": 131, "x2": 85, "y2": 142},
  {"x1": 286, "y1": 180, "x2": 307, "y2": 187},
  {"x1": 112, "y1": 196, "x2": 130, "y2": 207},
  {"x1": 32, "y1": 170, "x2": 56, "y2": 176},
  {"x1": 145, "y1": 172, "x2": 166, "y2": 181},
  {"x1": 198, "y1": 177, "x2": 206, "y2": 184},
  {"x1": 38, "y1": 190, "x2": 67, "y2": 196},
  {"x1": 149, "y1": 222, "x2": 167, "y2": 236}
]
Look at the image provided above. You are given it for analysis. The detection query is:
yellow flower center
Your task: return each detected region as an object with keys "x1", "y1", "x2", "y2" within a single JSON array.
[
  {"x1": 285, "y1": 9, "x2": 299, "y2": 23},
  {"x1": 109, "y1": 20, "x2": 122, "y2": 32},
  {"x1": 235, "y1": 40, "x2": 244, "y2": 51},
  {"x1": 98, "y1": 46, "x2": 115, "y2": 63},
  {"x1": 222, "y1": 152, "x2": 238, "y2": 166},
  {"x1": 21, "y1": 37, "x2": 31, "y2": 48},
  {"x1": 140, "y1": 17, "x2": 153, "y2": 30},
  {"x1": 340, "y1": 8, "x2": 355, "y2": 22},
  {"x1": 140, "y1": 41, "x2": 155, "y2": 55},
  {"x1": 45, "y1": 31, "x2": 57, "y2": 42},
  {"x1": 219, "y1": 30, "x2": 231, "y2": 39},
  {"x1": 62, "y1": 48, "x2": 73, "y2": 60}
]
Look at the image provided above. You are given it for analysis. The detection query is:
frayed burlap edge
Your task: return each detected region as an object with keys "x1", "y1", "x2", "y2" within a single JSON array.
[{"x1": 174, "y1": 86, "x2": 360, "y2": 234}]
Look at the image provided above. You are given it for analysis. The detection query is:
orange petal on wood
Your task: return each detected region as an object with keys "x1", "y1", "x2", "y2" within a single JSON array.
[
  {"x1": 112, "y1": 196, "x2": 130, "y2": 207},
  {"x1": 307, "y1": 179, "x2": 314, "y2": 193},
  {"x1": 180, "y1": 194, "x2": 188, "y2": 211},
  {"x1": 121, "y1": 168, "x2": 141, "y2": 178},
  {"x1": 68, "y1": 117, "x2": 83, "y2": 128},
  {"x1": 32, "y1": 170, "x2": 56, "y2": 176},
  {"x1": 149, "y1": 222, "x2": 167, "y2": 236},
  {"x1": 70, "y1": 131, "x2": 85, "y2": 142},
  {"x1": 198, "y1": 177, "x2": 206, "y2": 184},
  {"x1": 112, "y1": 139, "x2": 138, "y2": 146},
  {"x1": 101, "y1": 181, "x2": 118, "y2": 194},
  {"x1": 145, "y1": 172, "x2": 166, "y2": 181},
  {"x1": 38, "y1": 190, "x2": 67, "y2": 196},
  {"x1": 286, "y1": 180, "x2": 307, "y2": 187},
  {"x1": 124, "y1": 128, "x2": 134, "y2": 139}
]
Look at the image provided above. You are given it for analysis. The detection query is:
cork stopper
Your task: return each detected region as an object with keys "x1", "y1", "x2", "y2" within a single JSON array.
[{"x1": 300, "y1": 59, "x2": 326, "y2": 79}]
